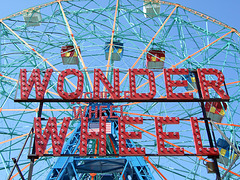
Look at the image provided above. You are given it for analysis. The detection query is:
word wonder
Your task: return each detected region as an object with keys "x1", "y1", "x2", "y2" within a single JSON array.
[{"x1": 20, "y1": 68, "x2": 229, "y2": 100}]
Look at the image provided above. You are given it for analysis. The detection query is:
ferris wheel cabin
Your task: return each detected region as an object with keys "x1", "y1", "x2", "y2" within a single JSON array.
[
  {"x1": 23, "y1": 9, "x2": 42, "y2": 27},
  {"x1": 146, "y1": 50, "x2": 165, "y2": 69},
  {"x1": 105, "y1": 41, "x2": 124, "y2": 61},
  {"x1": 61, "y1": 46, "x2": 79, "y2": 65},
  {"x1": 205, "y1": 102, "x2": 227, "y2": 123},
  {"x1": 217, "y1": 138, "x2": 239, "y2": 166},
  {"x1": 143, "y1": 0, "x2": 161, "y2": 18},
  {"x1": 182, "y1": 72, "x2": 197, "y2": 91}
]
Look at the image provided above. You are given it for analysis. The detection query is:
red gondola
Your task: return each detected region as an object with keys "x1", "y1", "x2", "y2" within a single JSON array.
[
  {"x1": 205, "y1": 102, "x2": 227, "y2": 123},
  {"x1": 61, "y1": 46, "x2": 80, "y2": 65},
  {"x1": 146, "y1": 50, "x2": 165, "y2": 69}
]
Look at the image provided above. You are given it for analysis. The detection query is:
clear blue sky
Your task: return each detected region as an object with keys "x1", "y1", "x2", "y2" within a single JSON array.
[{"x1": 0, "y1": 0, "x2": 239, "y2": 31}]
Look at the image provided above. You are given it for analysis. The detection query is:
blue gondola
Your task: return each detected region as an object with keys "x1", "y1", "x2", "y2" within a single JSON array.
[
  {"x1": 217, "y1": 138, "x2": 238, "y2": 165},
  {"x1": 105, "y1": 41, "x2": 123, "y2": 61},
  {"x1": 182, "y1": 72, "x2": 197, "y2": 91}
]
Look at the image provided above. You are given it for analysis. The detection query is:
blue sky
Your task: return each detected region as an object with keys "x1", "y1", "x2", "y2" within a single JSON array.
[{"x1": 0, "y1": 0, "x2": 239, "y2": 31}]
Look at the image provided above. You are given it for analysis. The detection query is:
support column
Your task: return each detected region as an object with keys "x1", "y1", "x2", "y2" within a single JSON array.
[
  {"x1": 28, "y1": 102, "x2": 43, "y2": 180},
  {"x1": 194, "y1": 70, "x2": 221, "y2": 180}
]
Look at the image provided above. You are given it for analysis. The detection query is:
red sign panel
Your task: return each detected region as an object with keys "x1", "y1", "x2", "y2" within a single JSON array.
[
  {"x1": 19, "y1": 68, "x2": 229, "y2": 101},
  {"x1": 18, "y1": 68, "x2": 228, "y2": 157}
]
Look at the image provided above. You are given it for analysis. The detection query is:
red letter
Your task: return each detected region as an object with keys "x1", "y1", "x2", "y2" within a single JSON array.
[
  {"x1": 110, "y1": 105, "x2": 123, "y2": 118},
  {"x1": 190, "y1": 117, "x2": 219, "y2": 155},
  {"x1": 57, "y1": 69, "x2": 84, "y2": 99},
  {"x1": 34, "y1": 117, "x2": 70, "y2": 156},
  {"x1": 99, "y1": 106, "x2": 107, "y2": 118},
  {"x1": 154, "y1": 117, "x2": 184, "y2": 155},
  {"x1": 20, "y1": 69, "x2": 53, "y2": 100},
  {"x1": 73, "y1": 106, "x2": 87, "y2": 119},
  {"x1": 197, "y1": 68, "x2": 229, "y2": 100},
  {"x1": 129, "y1": 69, "x2": 156, "y2": 99},
  {"x1": 88, "y1": 106, "x2": 98, "y2": 118},
  {"x1": 164, "y1": 68, "x2": 193, "y2": 99},
  {"x1": 84, "y1": 92, "x2": 92, "y2": 99},
  {"x1": 93, "y1": 69, "x2": 120, "y2": 99},
  {"x1": 79, "y1": 117, "x2": 107, "y2": 156},
  {"x1": 118, "y1": 116, "x2": 145, "y2": 155}
]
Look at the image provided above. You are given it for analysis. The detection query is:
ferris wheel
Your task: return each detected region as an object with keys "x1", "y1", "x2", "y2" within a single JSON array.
[{"x1": 0, "y1": 0, "x2": 240, "y2": 179}]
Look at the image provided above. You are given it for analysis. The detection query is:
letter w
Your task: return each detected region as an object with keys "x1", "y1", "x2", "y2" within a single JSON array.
[
  {"x1": 34, "y1": 117, "x2": 70, "y2": 155},
  {"x1": 73, "y1": 106, "x2": 87, "y2": 119},
  {"x1": 20, "y1": 69, "x2": 53, "y2": 100}
]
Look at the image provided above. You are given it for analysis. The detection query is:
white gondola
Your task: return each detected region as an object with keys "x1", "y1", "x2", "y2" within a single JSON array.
[
  {"x1": 143, "y1": 0, "x2": 161, "y2": 18},
  {"x1": 23, "y1": 9, "x2": 42, "y2": 27}
]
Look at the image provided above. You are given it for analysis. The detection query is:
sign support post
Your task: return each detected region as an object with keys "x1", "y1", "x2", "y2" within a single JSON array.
[{"x1": 194, "y1": 70, "x2": 221, "y2": 180}]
